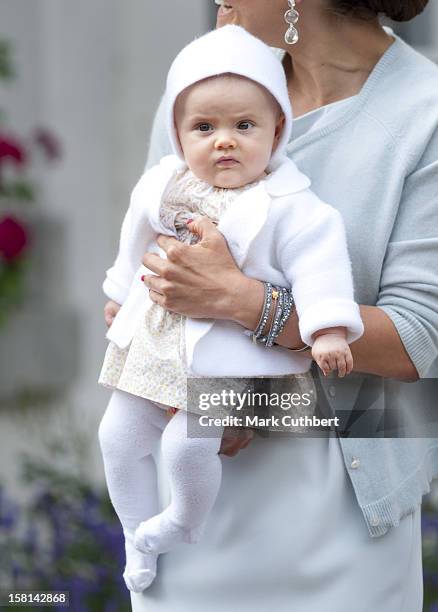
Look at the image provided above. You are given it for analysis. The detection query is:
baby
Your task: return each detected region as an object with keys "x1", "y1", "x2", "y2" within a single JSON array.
[{"x1": 98, "y1": 25, "x2": 364, "y2": 592}]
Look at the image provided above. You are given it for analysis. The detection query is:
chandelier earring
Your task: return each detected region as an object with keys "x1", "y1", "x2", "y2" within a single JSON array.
[{"x1": 284, "y1": 0, "x2": 300, "y2": 45}]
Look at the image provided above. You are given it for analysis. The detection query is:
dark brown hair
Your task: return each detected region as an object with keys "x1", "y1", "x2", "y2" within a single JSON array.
[{"x1": 330, "y1": 0, "x2": 429, "y2": 22}]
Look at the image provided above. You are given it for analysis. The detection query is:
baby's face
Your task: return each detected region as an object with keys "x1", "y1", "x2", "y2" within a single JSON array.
[{"x1": 174, "y1": 75, "x2": 284, "y2": 188}]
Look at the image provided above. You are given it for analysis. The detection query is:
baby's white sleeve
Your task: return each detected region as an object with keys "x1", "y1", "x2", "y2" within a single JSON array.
[
  {"x1": 278, "y1": 203, "x2": 364, "y2": 346},
  {"x1": 103, "y1": 173, "x2": 155, "y2": 304}
]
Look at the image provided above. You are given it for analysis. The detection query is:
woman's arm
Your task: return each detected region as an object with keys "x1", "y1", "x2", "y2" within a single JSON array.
[
  {"x1": 273, "y1": 305, "x2": 419, "y2": 382},
  {"x1": 142, "y1": 217, "x2": 420, "y2": 382}
]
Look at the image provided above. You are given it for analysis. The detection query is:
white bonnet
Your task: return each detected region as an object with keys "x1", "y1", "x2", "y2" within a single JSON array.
[{"x1": 165, "y1": 25, "x2": 292, "y2": 168}]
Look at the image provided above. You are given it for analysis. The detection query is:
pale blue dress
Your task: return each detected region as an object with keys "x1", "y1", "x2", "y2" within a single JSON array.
[{"x1": 131, "y1": 97, "x2": 423, "y2": 612}]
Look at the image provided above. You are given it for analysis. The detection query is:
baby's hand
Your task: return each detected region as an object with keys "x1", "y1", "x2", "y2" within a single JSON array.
[
  {"x1": 104, "y1": 300, "x2": 121, "y2": 328},
  {"x1": 311, "y1": 329, "x2": 353, "y2": 378}
]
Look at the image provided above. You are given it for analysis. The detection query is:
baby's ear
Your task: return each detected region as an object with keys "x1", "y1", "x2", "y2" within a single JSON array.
[{"x1": 272, "y1": 112, "x2": 286, "y2": 152}]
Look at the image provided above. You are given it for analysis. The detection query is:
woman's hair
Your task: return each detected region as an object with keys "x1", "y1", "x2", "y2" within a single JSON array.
[{"x1": 330, "y1": 0, "x2": 429, "y2": 22}]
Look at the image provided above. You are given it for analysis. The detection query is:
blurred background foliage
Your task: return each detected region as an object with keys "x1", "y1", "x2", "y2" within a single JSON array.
[
  {"x1": 0, "y1": 407, "x2": 131, "y2": 611},
  {"x1": 0, "y1": 40, "x2": 61, "y2": 328}
]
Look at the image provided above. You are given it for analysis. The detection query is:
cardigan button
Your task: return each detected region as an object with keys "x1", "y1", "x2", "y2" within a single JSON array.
[
  {"x1": 350, "y1": 457, "x2": 360, "y2": 469},
  {"x1": 328, "y1": 386, "x2": 336, "y2": 398}
]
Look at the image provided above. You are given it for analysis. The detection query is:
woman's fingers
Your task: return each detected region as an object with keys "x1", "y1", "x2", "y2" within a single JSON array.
[
  {"x1": 219, "y1": 427, "x2": 255, "y2": 457},
  {"x1": 155, "y1": 234, "x2": 189, "y2": 259},
  {"x1": 140, "y1": 223, "x2": 244, "y2": 319},
  {"x1": 142, "y1": 251, "x2": 170, "y2": 275},
  {"x1": 142, "y1": 273, "x2": 165, "y2": 294},
  {"x1": 216, "y1": 3, "x2": 238, "y2": 27},
  {"x1": 143, "y1": 275, "x2": 179, "y2": 311},
  {"x1": 148, "y1": 289, "x2": 166, "y2": 307},
  {"x1": 187, "y1": 215, "x2": 219, "y2": 241}
]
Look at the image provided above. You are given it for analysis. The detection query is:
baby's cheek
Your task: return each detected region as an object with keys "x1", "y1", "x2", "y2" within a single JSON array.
[
  {"x1": 189, "y1": 150, "x2": 209, "y2": 175},
  {"x1": 247, "y1": 148, "x2": 271, "y2": 173}
]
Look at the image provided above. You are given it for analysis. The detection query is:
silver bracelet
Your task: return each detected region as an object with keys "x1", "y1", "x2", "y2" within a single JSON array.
[
  {"x1": 266, "y1": 287, "x2": 295, "y2": 347},
  {"x1": 265, "y1": 287, "x2": 283, "y2": 347},
  {"x1": 252, "y1": 284, "x2": 295, "y2": 347},
  {"x1": 277, "y1": 287, "x2": 294, "y2": 337},
  {"x1": 252, "y1": 282, "x2": 272, "y2": 343}
]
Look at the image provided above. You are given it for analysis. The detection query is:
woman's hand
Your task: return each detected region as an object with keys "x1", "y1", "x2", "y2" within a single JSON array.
[
  {"x1": 141, "y1": 216, "x2": 263, "y2": 328},
  {"x1": 219, "y1": 426, "x2": 255, "y2": 457},
  {"x1": 142, "y1": 216, "x2": 306, "y2": 348},
  {"x1": 104, "y1": 299, "x2": 121, "y2": 328}
]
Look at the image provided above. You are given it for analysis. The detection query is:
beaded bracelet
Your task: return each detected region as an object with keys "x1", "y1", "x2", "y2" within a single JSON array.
[
  {"x1": 277, "y1": 287, "x2": 294, "y2": 337},
  {"x1": 265, "y1": 287, "x2": 283, "y2": 347},
  {"x1": 252, "y1": 282, "x2": 273, "y2": 343},
  {"x1": 266, "y1": 287, "x2": 295, "y2": 347},
  {"x1": 252, "y1": 283, "x2": 295, "y2": 347}
]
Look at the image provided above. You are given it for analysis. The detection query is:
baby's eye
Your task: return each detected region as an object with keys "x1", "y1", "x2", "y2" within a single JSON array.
[
  {"x1": 237, "y1": 121, "x2": 254, "y2": 130},
  {"x1": 197, "y1": 123, "x2": 213, "y2": 132}
]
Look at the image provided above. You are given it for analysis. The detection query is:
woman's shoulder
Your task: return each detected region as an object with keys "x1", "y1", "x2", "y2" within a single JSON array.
[
  {"x1": 361, "y1": 39, "x2": 438, "y2": 159},
  {"x1": 369, "y1": 39, "x2": 438, "y2": 117},
  {"x1": 395, "y1": 40, "x2": 438, "y2": 97}
]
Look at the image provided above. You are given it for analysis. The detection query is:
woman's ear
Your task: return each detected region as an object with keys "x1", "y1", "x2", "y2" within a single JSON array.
[{"x1": 272, "y1": 112, "x2": 286, "y2": 152}]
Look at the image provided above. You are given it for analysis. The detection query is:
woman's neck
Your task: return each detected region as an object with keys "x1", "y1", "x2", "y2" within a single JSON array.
[{"x1": 284, "y1": 14, "x2": 394, "y2": 117}]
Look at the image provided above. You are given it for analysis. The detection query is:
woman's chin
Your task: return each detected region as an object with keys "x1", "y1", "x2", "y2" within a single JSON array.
[{"x1": 216, "y1": 8, "x2": 239, "y2": 28}]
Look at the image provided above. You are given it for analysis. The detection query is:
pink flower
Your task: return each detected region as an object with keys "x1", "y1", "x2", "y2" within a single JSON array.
[
  {"x1": 0, "y1": 134, "x2": 26, "y2": 166},
  {"x1": 0, "y1": 215, "x2": 29, "y2": 261}
]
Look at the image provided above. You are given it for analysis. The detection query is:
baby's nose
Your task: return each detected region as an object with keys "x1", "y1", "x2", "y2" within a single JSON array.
[{"x1": 214, "y1": 132, "x2": 237, "y2": 150}]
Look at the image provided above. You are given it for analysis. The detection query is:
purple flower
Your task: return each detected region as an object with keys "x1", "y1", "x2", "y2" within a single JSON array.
[{"x1": 0, "y1": 486, "x2": 18, "y2": 531}]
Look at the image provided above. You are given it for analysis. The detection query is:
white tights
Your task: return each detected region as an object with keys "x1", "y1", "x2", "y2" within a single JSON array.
[{"x1": 98, "y1": 389, "x2": 223, "y2": 591}]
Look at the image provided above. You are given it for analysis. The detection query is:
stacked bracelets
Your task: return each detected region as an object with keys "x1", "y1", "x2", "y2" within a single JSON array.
[{"x1": 252, "y1": 282, "x2": 295, "y2": 348}]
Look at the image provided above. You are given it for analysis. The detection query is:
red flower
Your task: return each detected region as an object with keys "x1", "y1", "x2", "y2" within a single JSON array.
[
  {"x1": 0, "y1": 215, "x2": 29, "y2": 261},
  {"x1": 0, "y1": 134, "x2": 26, "y2": 166}
]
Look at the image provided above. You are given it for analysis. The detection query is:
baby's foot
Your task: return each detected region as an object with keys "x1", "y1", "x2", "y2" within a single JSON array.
[
  {"x1": 123, "y1": 530, "x2": 158, "y2": 592},
  {"x1": 134, "y1": 511, "x2": 204, "y2": 555},
  {"x1": 123, "y1": 564, "x2": 156, "y2": 593}
]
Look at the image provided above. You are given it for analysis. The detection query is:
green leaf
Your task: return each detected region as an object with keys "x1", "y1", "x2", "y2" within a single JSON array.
[
  {"x1": 0, "y1": 180, "x2": 35, "y2": 203},
  {"x1": 0, "y1": 258, "x2": 27, "y2": 328},
  {"x1": 0, "y1": 41, "x2": 14, "y2": 80}
]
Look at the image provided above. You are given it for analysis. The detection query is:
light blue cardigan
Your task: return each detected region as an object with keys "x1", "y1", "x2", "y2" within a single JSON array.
[{"x1": 144, "y1": 35, "x2": 438, "y2": 537}]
